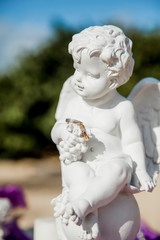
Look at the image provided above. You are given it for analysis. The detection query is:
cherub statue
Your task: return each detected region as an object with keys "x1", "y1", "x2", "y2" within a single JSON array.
[{"x1": 51, "y1": 25, "x2": 160, "y2": 240}]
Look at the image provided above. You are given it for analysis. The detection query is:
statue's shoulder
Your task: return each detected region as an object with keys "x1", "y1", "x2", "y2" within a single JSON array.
[{"x1": 116, "y1": 95, "x2": 135, "y2": 117}]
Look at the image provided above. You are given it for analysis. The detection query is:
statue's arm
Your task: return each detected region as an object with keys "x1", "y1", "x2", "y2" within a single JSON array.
[
  {"x1": 120, "y1": 100, "x2": 146, "y2": 172},
  {"x1": 120, "y1": 100, "x2": 154, "y2": 191},
  {"x1": 51, "y1": 120, "x2": 67, "y2": 145}
]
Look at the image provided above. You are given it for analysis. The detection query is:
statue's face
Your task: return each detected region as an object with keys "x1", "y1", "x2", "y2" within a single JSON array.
[{"x1": 72, "y1": 50, "x2": 114, "y2": 100}]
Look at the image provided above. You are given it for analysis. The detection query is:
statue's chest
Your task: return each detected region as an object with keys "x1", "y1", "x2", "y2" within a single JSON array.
[
  {"x1": 88, "y1": 107, "x2": 118, "y2": 134},
  {"x1": 66, "y1": 102, "x2": 118, "y2": 134}
]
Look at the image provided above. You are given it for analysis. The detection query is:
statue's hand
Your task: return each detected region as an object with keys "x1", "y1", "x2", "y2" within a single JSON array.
[
  {"x1": 135, "y1": 169, "x2": 155, "y2": 192},
  {"x1": 58, "y1": 123, "x2": 90, "y2": 165}
]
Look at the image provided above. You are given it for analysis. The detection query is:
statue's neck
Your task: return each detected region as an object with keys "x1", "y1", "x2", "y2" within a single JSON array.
[{"x1": 82, "y1": 89, "x2": 117, "y2": 107}]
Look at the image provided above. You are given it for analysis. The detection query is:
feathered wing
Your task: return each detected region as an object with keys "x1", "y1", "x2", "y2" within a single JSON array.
[
  {"x1": 128, "y1": 77, "x2": 160, "y2": 186},
  {"x1": 55, "y1": 75, "x2": 76, "y2": 120}
]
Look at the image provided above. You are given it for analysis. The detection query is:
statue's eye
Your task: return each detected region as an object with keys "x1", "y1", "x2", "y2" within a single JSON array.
[{"x1": 87, "y1": 73, "x2": 100, "y2": 79}]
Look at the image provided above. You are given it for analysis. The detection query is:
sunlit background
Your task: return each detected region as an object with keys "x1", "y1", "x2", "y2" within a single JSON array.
[
  {"x1": 1, "y1": 0, "x2": 160, "y2": 72},
  {"x1": 0, "y1": 0, "x2": 160, "y2": 237}
]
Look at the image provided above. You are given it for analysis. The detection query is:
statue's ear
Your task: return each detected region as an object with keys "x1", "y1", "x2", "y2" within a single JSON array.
[{"x1": 109, "y1": 79, "x2": 118, "y2": 89}]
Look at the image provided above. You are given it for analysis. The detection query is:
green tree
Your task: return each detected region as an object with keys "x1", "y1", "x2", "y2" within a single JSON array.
[
  {"x1": 0, "y1": 28, "x2": 75, "y2": 158},
  {"x1": 118, "y1": 29, "x2": 160, "y2": 96}
]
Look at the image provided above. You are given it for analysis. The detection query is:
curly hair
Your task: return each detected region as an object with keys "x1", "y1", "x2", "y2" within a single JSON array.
[{"x1": 68, "y1": 25, "x2": 134, "y2": 87}]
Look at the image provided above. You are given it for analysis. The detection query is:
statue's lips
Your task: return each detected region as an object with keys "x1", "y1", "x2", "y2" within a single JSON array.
[
  {"x1": 76, "y1": 86, "x2": 85, "y2": 94},
  {"x1": 77, "y1": 85, "x2": 84, "y2": 89},
  {"x1": 75, "y1": 82, "x2": 84, "y2": 90}
]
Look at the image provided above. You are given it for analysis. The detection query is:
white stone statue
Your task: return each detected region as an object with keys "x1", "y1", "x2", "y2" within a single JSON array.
[{"x1": 51, "y1": 25, "x2": 160, "y2": 240}]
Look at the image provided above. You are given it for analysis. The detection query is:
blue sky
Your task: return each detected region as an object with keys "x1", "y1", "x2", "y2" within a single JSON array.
[{"x1": 0, "y1": 0, "x2": 160, "y2": 72}]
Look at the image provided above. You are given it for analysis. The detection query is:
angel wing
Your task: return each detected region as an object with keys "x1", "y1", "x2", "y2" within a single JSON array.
[
  {"x1": 128, "y1": 77, "x2": 160, "y2": 185},
  {"x1": 55, "y1": 75, "x2": 76, "y2": 121}
]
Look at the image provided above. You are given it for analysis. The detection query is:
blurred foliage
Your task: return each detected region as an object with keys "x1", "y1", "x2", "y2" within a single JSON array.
[
  {"x1": 118, "y1": 28, "x2": 160, "y2": 96},
  {"x1": 0, "y1": 28, "x2": 75, "y2": 158},
  {"x1": 0, "y1": 26, "x2": 160, "y2": 158}
]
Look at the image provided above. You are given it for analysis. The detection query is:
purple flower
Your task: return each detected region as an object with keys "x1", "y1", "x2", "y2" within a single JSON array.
[
  {"x1": 0, "y1": 185, "x2": 26, "y2": 208},
  {"x1": 141, "y1": 221, "x2": 160, "y2": 240},
  {"x1": 136, "y1": 221, "x2": 160, "y2": 240},
  {"x1": 4, "y1": 220, "x2": 32, "y2": 240},
  {"x1": 0, "y1": 185, "x2": 32, "y2": 240}
]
